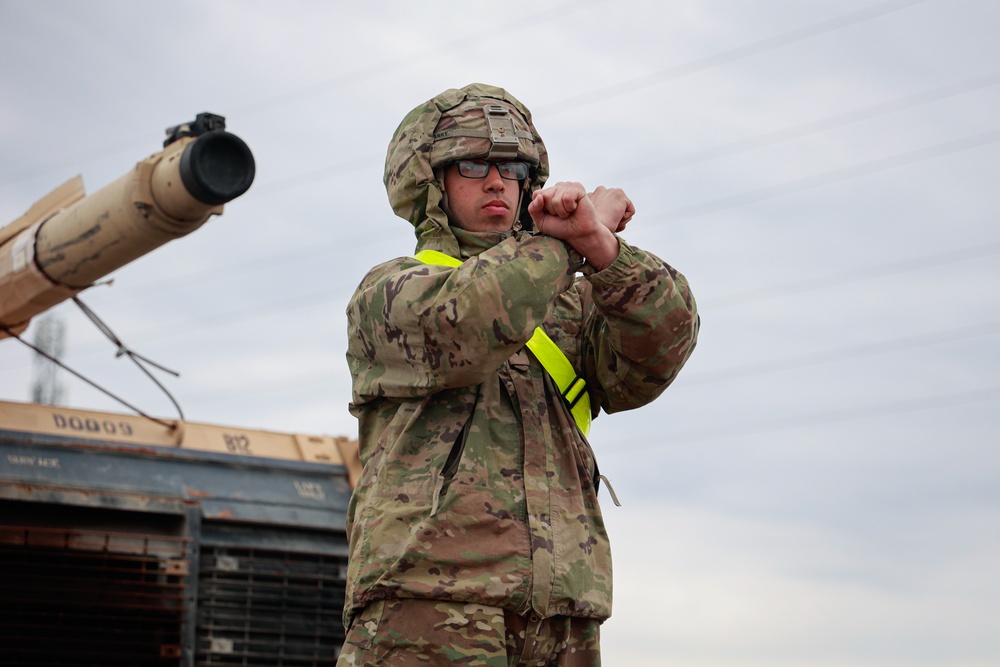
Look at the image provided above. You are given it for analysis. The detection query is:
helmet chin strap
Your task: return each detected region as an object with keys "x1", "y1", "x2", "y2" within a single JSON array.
[
  {"x1": 438, "y1": 176, "x2": 452, "y2": 221},
  {"x1": 515, "y1": 178, "x2": 537, "y2": 232},
  {"x1": 435, "y1": 169, "x2": 459, "y2": 225}
]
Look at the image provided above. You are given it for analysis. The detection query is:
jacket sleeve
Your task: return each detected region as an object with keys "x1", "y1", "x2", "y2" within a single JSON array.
[
  {"x1": 578, "y1": 238, "x2": 699, "y2": 414},
  {"x1": 347, "y1": 234, "x2": 584, "y2": 402}
]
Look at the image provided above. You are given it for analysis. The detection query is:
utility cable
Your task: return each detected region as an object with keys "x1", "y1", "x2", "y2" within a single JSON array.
[
  {"x1": 683, "y1": 319, "x2": 1000, "y2": 386},
  {"x1": 641, "y1": 128, "x2": 1000, "y2": 225},
  {"x1": 2, "y1": 0, "x2": 920, "y2": 189},
  {"x1": 238, "y1": 3, "x2": 949, "y2": 200},
  {"x1": 172, "y1": 318, "x2": 1000, "y2": 408},
  {"x1": 182, "y1": 369, "x2": 336, "y2": 406},
  {"x1": 104, "y1": 71, "x2": 1000, "y2": 302},
  {"x1": 1, "y1": 312, "x2": 181, "y2": 431},
  {"x1": 13, "y1": 272, "x2": 995, "y2": 418},
  {"x1": 15, "y1": 232, "x2": 999, "y2": 369},
  {"x1": 0, "y1": 0, "x2": 607, "y2": 188},
  {"x1": 707, "y1": 240, "x2": 1000, "y2": 309},
  {"x1": 70, "y1": 297, "x2": 185, "y2": 422},
  {"x1": 241, "y1": 68, "x2": 1000, "y2": 201},
  {"x1": 535, "y1": 0, "x2": 929, "y2": 115},
  {"x1": 602, "y1": 69, "x2": 1000, "y2": 183},
  {"x1": 9, "y1": 131, "x2": 1000, "y2": 380},
  {"x1": 607, "y1": 385, "x2": 1000, "y2": 452},
  {"x1": 231, "y1": 0, "x2": 610, "y2": 117}
]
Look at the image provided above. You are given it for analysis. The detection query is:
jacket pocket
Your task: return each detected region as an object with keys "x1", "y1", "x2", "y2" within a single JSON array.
[{"x1": 430, "y1": 386, "x2": 480, "y2": 515}]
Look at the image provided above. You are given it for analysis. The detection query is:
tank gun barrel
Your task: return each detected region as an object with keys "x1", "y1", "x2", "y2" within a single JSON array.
[{"x1": 0, "y1": 112, "x2": 254, "y2": 337}]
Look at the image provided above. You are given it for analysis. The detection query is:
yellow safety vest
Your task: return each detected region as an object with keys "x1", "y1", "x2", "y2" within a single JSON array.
[{"x1": 414, "y1": 249, "x2": 592, "y2": 436}]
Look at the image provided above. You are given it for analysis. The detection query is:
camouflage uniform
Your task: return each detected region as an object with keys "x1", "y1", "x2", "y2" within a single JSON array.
[
  {"x1": 341, "y1": 84, "x2": 698, "y2": 664},
  {"x1": 338, "y1": 599, "x2": 601, "y2": 667}
]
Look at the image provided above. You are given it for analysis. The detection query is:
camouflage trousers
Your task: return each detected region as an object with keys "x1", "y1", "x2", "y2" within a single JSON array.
[{"x1": 336, "y1": 598, "x2": 601, "y2": 666}]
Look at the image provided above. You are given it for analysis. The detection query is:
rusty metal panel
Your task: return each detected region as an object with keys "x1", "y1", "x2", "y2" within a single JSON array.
[
  {"x1": 0, "y1": 499, "x2": 198, "y2": 666},
  {"x1": 0, "y1": 432, "x2": 351, "y2": 531},
  {"x1": 0, "y1": 404, "x2": 354, "y2": 666},
  {"x1": 195, "y1": 545, "x2": 347, "y2": 665}
]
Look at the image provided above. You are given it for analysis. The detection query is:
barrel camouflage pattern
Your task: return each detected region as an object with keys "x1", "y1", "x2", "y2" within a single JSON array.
[{"x1": 342, "y1": 84, "x2": 699, "y2": 654}]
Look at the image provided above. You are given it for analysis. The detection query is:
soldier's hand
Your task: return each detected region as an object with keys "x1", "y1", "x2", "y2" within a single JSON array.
[
  {"x1": 529, "y1": 182, "x2": 620, "y2": 271},
  {"x1": 528, "y1": 181, "x2": 600, "y2": 238},
  {"x1": 589, "y1": 186, "x2": 634, "y2": 233}
]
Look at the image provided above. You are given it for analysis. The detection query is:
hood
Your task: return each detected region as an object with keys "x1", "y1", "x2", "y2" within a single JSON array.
[{"x1": 383, "y1": 83, "x2": 549, "y2": 256}]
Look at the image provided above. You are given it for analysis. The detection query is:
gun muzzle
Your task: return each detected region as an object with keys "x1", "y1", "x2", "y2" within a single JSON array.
[
  {"x1": 176, "y1": 129, "x2": 256, "y2": 207},
  {"x1": 0, "y1": 114, "x2": 255, "y2": 335},
  {"x1": 36, "y1": 129, "x2": 254, "y2": 288}
]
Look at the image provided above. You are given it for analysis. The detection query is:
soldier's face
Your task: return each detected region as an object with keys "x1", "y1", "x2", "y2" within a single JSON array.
[{"x1": 443, "y1": 162, "x2": 521, "y2": 232}]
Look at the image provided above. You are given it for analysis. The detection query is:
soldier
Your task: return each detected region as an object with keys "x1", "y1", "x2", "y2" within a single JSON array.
[{"x1": 339, "y1": 83, "x2": 699, "y2": 666}]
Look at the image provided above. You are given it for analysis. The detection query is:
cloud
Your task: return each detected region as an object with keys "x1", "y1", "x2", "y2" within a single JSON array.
[
  {"x1": 1, "y1": 2, "x2": 998, "y2": 664},
  {"x1": 603, "y1": 500, "x2": 1000, "y2": 667}
]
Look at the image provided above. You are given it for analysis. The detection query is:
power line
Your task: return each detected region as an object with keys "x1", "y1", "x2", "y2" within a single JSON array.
[
  {"x1": 602, "y1": 69, "x2": 1000, "y2": 183},
  {"x1": 24, "y1": 193, "x2": 1000, "y2": 371},
  {"x1": 707, "y1": 240, "x2": 1000, "y2": 309},
  {"x1": 154, "y1": 298, "x2": 1000, "y2": 403},
  {"x1": 238, "y1": 1, "x2": 946, "y2": 201},
  {"x1": 95, "y1": 70, "x2": 1000, "y2": 304},
  {"x1": 248, "y1": 153, "x2": 382, "y2": 197},
  {"x1": 12, "y1": 128, "x2": 996, "y2": 384},
  {"x1": 643, "y1": 128, "x2": 1000, "y2": 225},
  {"x1": 181, "y1": 369, "x2": 336, "y2": 406},
  {"x1": 102, "y1": 96, "x2": 995, "y2": 334},
  {"x1": 171, "y1": 318, "x2": 1000, "y2": 408},
  {"x1": 12, "y1": 250, "x2": 997, "y2": 416},
  {"x1": 2, "y1": 0, "x2": 923, "y2": 192},
  {"x1": 67, "y1": 233, "x2": 1000, "y2": 360},
  {"x1": 0, "y1": 137, "x2": 154, "y2": 191},
  {"x1": 238, "y1": 68, "x2": 1000, "y2": 202},
  {"x1": 82, "y1": 284, "x2": 342, "y2": 352},
  {"x1": 196, "y1": 70, "x2": 1000, "y2": 294},
  {"x1": 609, "y1": 385, "x2": 1000, "y2": 452},
  {"x1": 683, "y1": 320, "x2": 1000, "y2": 386},
  {"x1": 18, "y1": 225, "x2": 995, "y2": 414},
  {"x1": 79, "y1": 223, "x2": 393, "y2": 300},
  {"x1": 0, "y1": 0, "x2": 607, "y2": 189},
  {"x1": 230, "y1": 0, "x2": 611, "y2": 117},
  {"x1": 46, "y1": 260, "x2": 999, "y2": 407},
  {"x1": 535, "y1": 0, "x2": 929, "y2": 115}
]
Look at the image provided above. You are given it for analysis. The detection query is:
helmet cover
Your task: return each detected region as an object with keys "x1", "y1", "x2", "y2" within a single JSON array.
[{"x1": 384, "y1": 83, "x2": 548, "y2": 251}]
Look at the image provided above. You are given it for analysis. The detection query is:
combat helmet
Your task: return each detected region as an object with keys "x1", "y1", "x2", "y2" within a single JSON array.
[{"x1": 384, "y1": 84, "x2": 549, "y2": 253}]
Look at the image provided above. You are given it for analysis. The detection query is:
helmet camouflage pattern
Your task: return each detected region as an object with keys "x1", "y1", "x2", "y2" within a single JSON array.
[{"x1": 384, "y1": 83, "x2": 549, "y2": 254}]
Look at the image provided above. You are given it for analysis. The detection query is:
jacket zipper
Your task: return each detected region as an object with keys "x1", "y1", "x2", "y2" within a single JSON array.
[{"x1": 430, "y1": 388, "x2": 479, "y2": 516}]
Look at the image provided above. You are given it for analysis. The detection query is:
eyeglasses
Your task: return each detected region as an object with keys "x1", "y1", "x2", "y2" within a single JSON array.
[{"x1": 451, "y1": 159, "x2": 530, "y2": 181}]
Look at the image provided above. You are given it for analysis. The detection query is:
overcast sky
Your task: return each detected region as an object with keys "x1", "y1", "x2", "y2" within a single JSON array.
[{"x1": 1, "y1": 1, "x2": 998, "y2": 664}]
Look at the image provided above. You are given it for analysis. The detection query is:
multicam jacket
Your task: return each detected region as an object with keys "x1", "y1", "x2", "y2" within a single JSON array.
[{"x1": 343, "y1": 84, "x2": 698, "y2": 627}]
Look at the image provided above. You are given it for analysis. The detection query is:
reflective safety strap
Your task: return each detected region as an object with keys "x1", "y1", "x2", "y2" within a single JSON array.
[
  {"x1": 523, "y1": 327, "x2": 592, "y2": 437},
  {"x1": 413, "y1": 250, "x2": 592, "y2": 436},
  {"x1": 414, "y1": 249, "x2": 462, "y2": 268}
]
